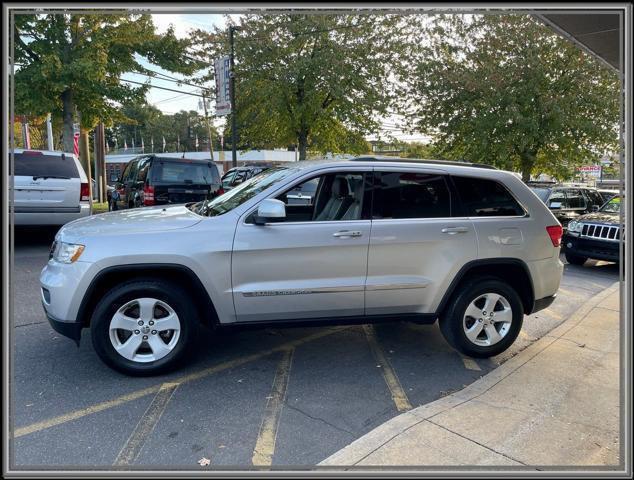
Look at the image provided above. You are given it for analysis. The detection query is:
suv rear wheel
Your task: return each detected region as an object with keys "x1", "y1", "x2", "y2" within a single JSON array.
[
  {"x1": 439, "y1": 276, "x2": 524, "y2": 358},
  {"x1": 91, "y1": 279, "x2": 199, "y2": 376}
]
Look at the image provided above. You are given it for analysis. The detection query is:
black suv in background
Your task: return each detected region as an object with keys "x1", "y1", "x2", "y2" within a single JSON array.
[
  {"x1": 221, "y1": 165, "x2": 269, "y2": 191},
  {"x1": 112, "y1": 155, "x2": 222, "y2": 209},
  {"x1": 562, "y1": 195, "x2": 622, "y2": 265},
  {"x1": 528, "y1": 183, "x2": 605, "y2": 229}
]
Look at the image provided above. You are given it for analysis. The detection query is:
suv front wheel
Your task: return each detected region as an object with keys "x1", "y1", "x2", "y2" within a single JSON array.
[
  {"x1": 91, "y1": 279, "x2": 199, "y2": 376},
  {"x1": 439, "y1": 277, "x2": 524, "y2": 358}
]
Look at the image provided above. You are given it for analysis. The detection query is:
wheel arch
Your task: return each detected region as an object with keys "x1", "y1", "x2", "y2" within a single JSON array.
[
  {"x1": 436, "y1": 258, "x2": 535, "y2": 316},
  {"x1": 77, "y1": 264, "x2": 220, "y2": 329}
]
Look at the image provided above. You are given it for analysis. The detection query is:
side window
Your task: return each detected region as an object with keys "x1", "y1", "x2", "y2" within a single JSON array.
[
  {"x1": 452, "y1": 176, "x2": 525, "y2": 217},
  {"x1": 136, "y1": 159, "x2": 151, "y2": 183},
  {"x1": 585, "y1": 189, "x2": 603, "y2": 206},
  {"x1": 274, "y1": 172, "x2": 369, "y2": 222},
  {"x1": 548, "y1": 189, "x2": 567, "y2": 209},
  {"x1": 127, "y1": 160, "x2": 140, "y2": 182},
  {"x1": 566, "y1": 189, "x2": 586, "y2": 209},
  {"x1": 222, "y1": 171, "x2": 236, "y2": 188},
  {"x1": 285, "y1": 177, "x2": 319, "y2": 206},
  {"x1": 373, "y1": 172, "x2": 451, "y2": 219},
  {"x1": 120, "y1": 162, "x2": 133, "y2": 182}
]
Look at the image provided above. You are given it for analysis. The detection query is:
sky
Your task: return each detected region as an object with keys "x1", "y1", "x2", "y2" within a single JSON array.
[{"x1": 124, "y1": 13, "x2": 428, "y2": 144}]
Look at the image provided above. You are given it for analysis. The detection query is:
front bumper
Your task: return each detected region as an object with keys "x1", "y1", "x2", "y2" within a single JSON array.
[
  {"x1": 45, "y1": 307, "x2": 82, "y2": 346},
  {"x1": 563, "y1": 234, "x2": 620, "y2": 262}
]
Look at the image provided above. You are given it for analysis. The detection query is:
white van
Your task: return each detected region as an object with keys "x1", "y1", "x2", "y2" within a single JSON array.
[{"x1": 12, "y1": 149, "x2": 91, "y2": 226}]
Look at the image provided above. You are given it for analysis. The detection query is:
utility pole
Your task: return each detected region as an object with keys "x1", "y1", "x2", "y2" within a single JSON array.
[
  {"x1": 46, "y1": 113, "x2": 54, "y2": 150},
  {"x1": 94, "y1": 122, "x2": 106, "y2": 203},
  {"x1": 229, "y1": 25, "x2": 238, "y2": 168},
  {"x1": 201, "y1": 91, "x2": 215, "y2": 163}
]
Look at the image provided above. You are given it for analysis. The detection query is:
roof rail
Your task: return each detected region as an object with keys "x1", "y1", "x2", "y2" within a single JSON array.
[{"x1": 349, "y1": 156, "x2": 497, "y2": 170}]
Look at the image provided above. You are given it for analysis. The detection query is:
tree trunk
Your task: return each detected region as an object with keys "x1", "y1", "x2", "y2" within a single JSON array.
[
  {"x1": 520, "y1": 151, "x2": 536, "y2": 183},
  {"x1": 61, "y1": 89, "x2": 75, "y2": 154},
  {"x1": 298, "y1": 130, "x2": 308, "y2": 161}
]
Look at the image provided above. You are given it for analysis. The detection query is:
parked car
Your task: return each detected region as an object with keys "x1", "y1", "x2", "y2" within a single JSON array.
[
  {"x1": 528, "y1": 183, "x2": 605, "y2": 230},
  {"x1": 41, "y1": 156, "x2": 563, "y2": 375},
  {"x1": 12, "y1": 149, "x2": 91, "y2": 226},
  {"x1": 562, "y1": 195, "x2": 622, "y2": 265},
  {"x1": 111, "y1": 155, "x2": 222, "y2": 209},
  {"x1": 221, "y1": 165, "x2": 269, "y2": 191}
]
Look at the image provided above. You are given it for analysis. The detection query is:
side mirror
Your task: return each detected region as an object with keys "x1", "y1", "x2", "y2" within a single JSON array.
[
  {"x1": 254, "y1": 199, "x2": 286, "y2": 225},
  {"x1": 592, "y1": 205, "x2": 600, "y2": 212}
]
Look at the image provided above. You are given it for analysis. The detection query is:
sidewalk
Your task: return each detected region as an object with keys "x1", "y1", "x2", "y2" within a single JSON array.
[{"x1": 320, "y1": 282, "x2": 622, "y2": 468}]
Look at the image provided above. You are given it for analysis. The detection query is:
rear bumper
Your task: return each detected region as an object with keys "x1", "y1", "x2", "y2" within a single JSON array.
[
  {"x1": 45, "y1": 307, "x2": 82, "y2": 345},
  {"x1": 14, "y1": 204, "x2": 91, "y2": 226},
  {"x1": 563, "y1": 234, "x2": 620, "y2": 262}
]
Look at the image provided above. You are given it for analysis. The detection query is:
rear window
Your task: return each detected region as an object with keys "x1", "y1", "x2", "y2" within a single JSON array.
[
  {"x1": 453, "y1": 176, "x2": 525, "y2": 217},
  {"x1": 530, "y1": 187, "x2": 551, "y2": 203},
  {"x1": 14, "y1": 152, "x2": 79, "y2": 178},
  {"x1": 151, "y1": 160, "x2": 220, "y2": 184}
]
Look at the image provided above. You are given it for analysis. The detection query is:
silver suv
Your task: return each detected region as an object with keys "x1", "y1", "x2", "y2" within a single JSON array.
[{"x1": 40, "y1": 157, "x2": 564, "y2": 375}]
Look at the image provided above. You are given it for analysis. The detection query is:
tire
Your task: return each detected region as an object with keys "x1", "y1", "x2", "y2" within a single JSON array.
[
  {"x1": 565, "y1": 252, "x2": 587, "y2": 266},
  {"x1": 91, "y1": 278, "x2": 200, "y2": 376},
  {"x1": 439, "y1": 276, "x2": 524, "y2": 358}
]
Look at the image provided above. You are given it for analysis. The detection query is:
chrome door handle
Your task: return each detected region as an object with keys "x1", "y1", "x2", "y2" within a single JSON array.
[
  {"x1": 441, "y1": 226, "x2": 469, "y2": 235},
  {"x1": 333, "y1": 230, "x2": 362, "y2": 238}
]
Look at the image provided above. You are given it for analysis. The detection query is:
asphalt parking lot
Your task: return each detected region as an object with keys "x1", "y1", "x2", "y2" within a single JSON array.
[{"x1": 10, "y1": 227, "x2": 620, "y2": 469}]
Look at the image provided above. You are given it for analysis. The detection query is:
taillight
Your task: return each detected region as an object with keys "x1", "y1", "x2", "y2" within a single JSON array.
[
  {"x1": 80, "y1": 182, "x2": 90, "y2": 202},
  {"x1": 546, "y1": 225, "x2": 563, "y2": 247},
  {"x1": 143, "y1": 184, "x2": 155, "y2": 206},
  {"x1": 217, "y1": 187, "x2": 225, "y2": 196}
]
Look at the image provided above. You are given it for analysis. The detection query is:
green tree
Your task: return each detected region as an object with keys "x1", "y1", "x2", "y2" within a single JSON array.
[
  {"x1": 192, "y1": 14, "x2": 409, "y2": 160},
  {"x1": 13, "y1": 13, "x2": 200, "y2": 153},
  {"x1": 406, "y1": 14, "x2": 620, "y2": 181}
]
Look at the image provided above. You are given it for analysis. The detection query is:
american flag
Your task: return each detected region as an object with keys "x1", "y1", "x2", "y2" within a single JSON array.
[{"x1": 73, "y1": 132, "x2": 80, "y2": 157}]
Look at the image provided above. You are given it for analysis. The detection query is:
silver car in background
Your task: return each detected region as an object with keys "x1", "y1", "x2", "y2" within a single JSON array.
[
  {"x1": 12, "y1": 149, "x2": 91, "y2": 225},
  {"x1": 40, "y1": 157, "x2": 564, "y2": 375}
]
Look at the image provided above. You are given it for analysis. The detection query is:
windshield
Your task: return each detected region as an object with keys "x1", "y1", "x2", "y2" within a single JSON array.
[
  {"x1": 530, "y1": 187, "x2": 551, "y2": 202},
  {"x1": 190, "y1": 167, "x2": 296, "y2": 217},
  {"x1": 600, "y1": 196, "x2": 621, "y2": 213}
]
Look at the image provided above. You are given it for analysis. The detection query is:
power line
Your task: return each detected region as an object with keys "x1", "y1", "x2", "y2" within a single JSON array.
[
  {"x1": 133, "y1": 67, "x2": 212, "y2": 91},
  {"x1": 120, "y1": 78, "x2": 207, "y2": 98},
  {"x1": 153, "y1": 92, "x2": 193, "y2": 104}
]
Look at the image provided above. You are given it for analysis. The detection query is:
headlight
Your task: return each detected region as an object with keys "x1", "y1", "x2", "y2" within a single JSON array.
[
  {"x1": 568, "y1": 220, "x2": 582, "y2": 233},
  {"x1": 52, "y1": 242, "x2": 85, "y2": 263}
]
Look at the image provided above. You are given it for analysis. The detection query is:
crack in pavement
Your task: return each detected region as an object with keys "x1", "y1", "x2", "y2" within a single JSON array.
[
  {"x1": 425, "y1": 418, "x2": 529, "y2": 466},
  {"x1": 284, "y1": 402, "x2": 356, "y2": 438}
]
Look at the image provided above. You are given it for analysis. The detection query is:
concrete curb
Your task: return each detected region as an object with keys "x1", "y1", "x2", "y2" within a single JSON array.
[{"x1": 318, "y1": 282, "x2": 620, "y2": 467}]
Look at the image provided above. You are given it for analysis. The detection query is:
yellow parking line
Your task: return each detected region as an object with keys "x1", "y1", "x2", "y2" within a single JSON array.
[
  {"x1": 363, "y1": 325, "x2": 412, "y2": 412},
  {"x1": 114, "y1": 382, "x2": 179, "y2": 466},
  {"x1": 252, "y1": 349, "x2": 294, "y2": 467},
  {"x1": 460, "y1": 355, "x2": 481, "y2": 371},
  {"x1": 14, "y1": 328, "x2": 343, "y2": 439}
]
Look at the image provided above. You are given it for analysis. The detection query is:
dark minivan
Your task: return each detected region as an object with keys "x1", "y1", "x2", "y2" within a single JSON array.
[{"x1": 112, "y1": 155, "x2": 222, "y2": 209}]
